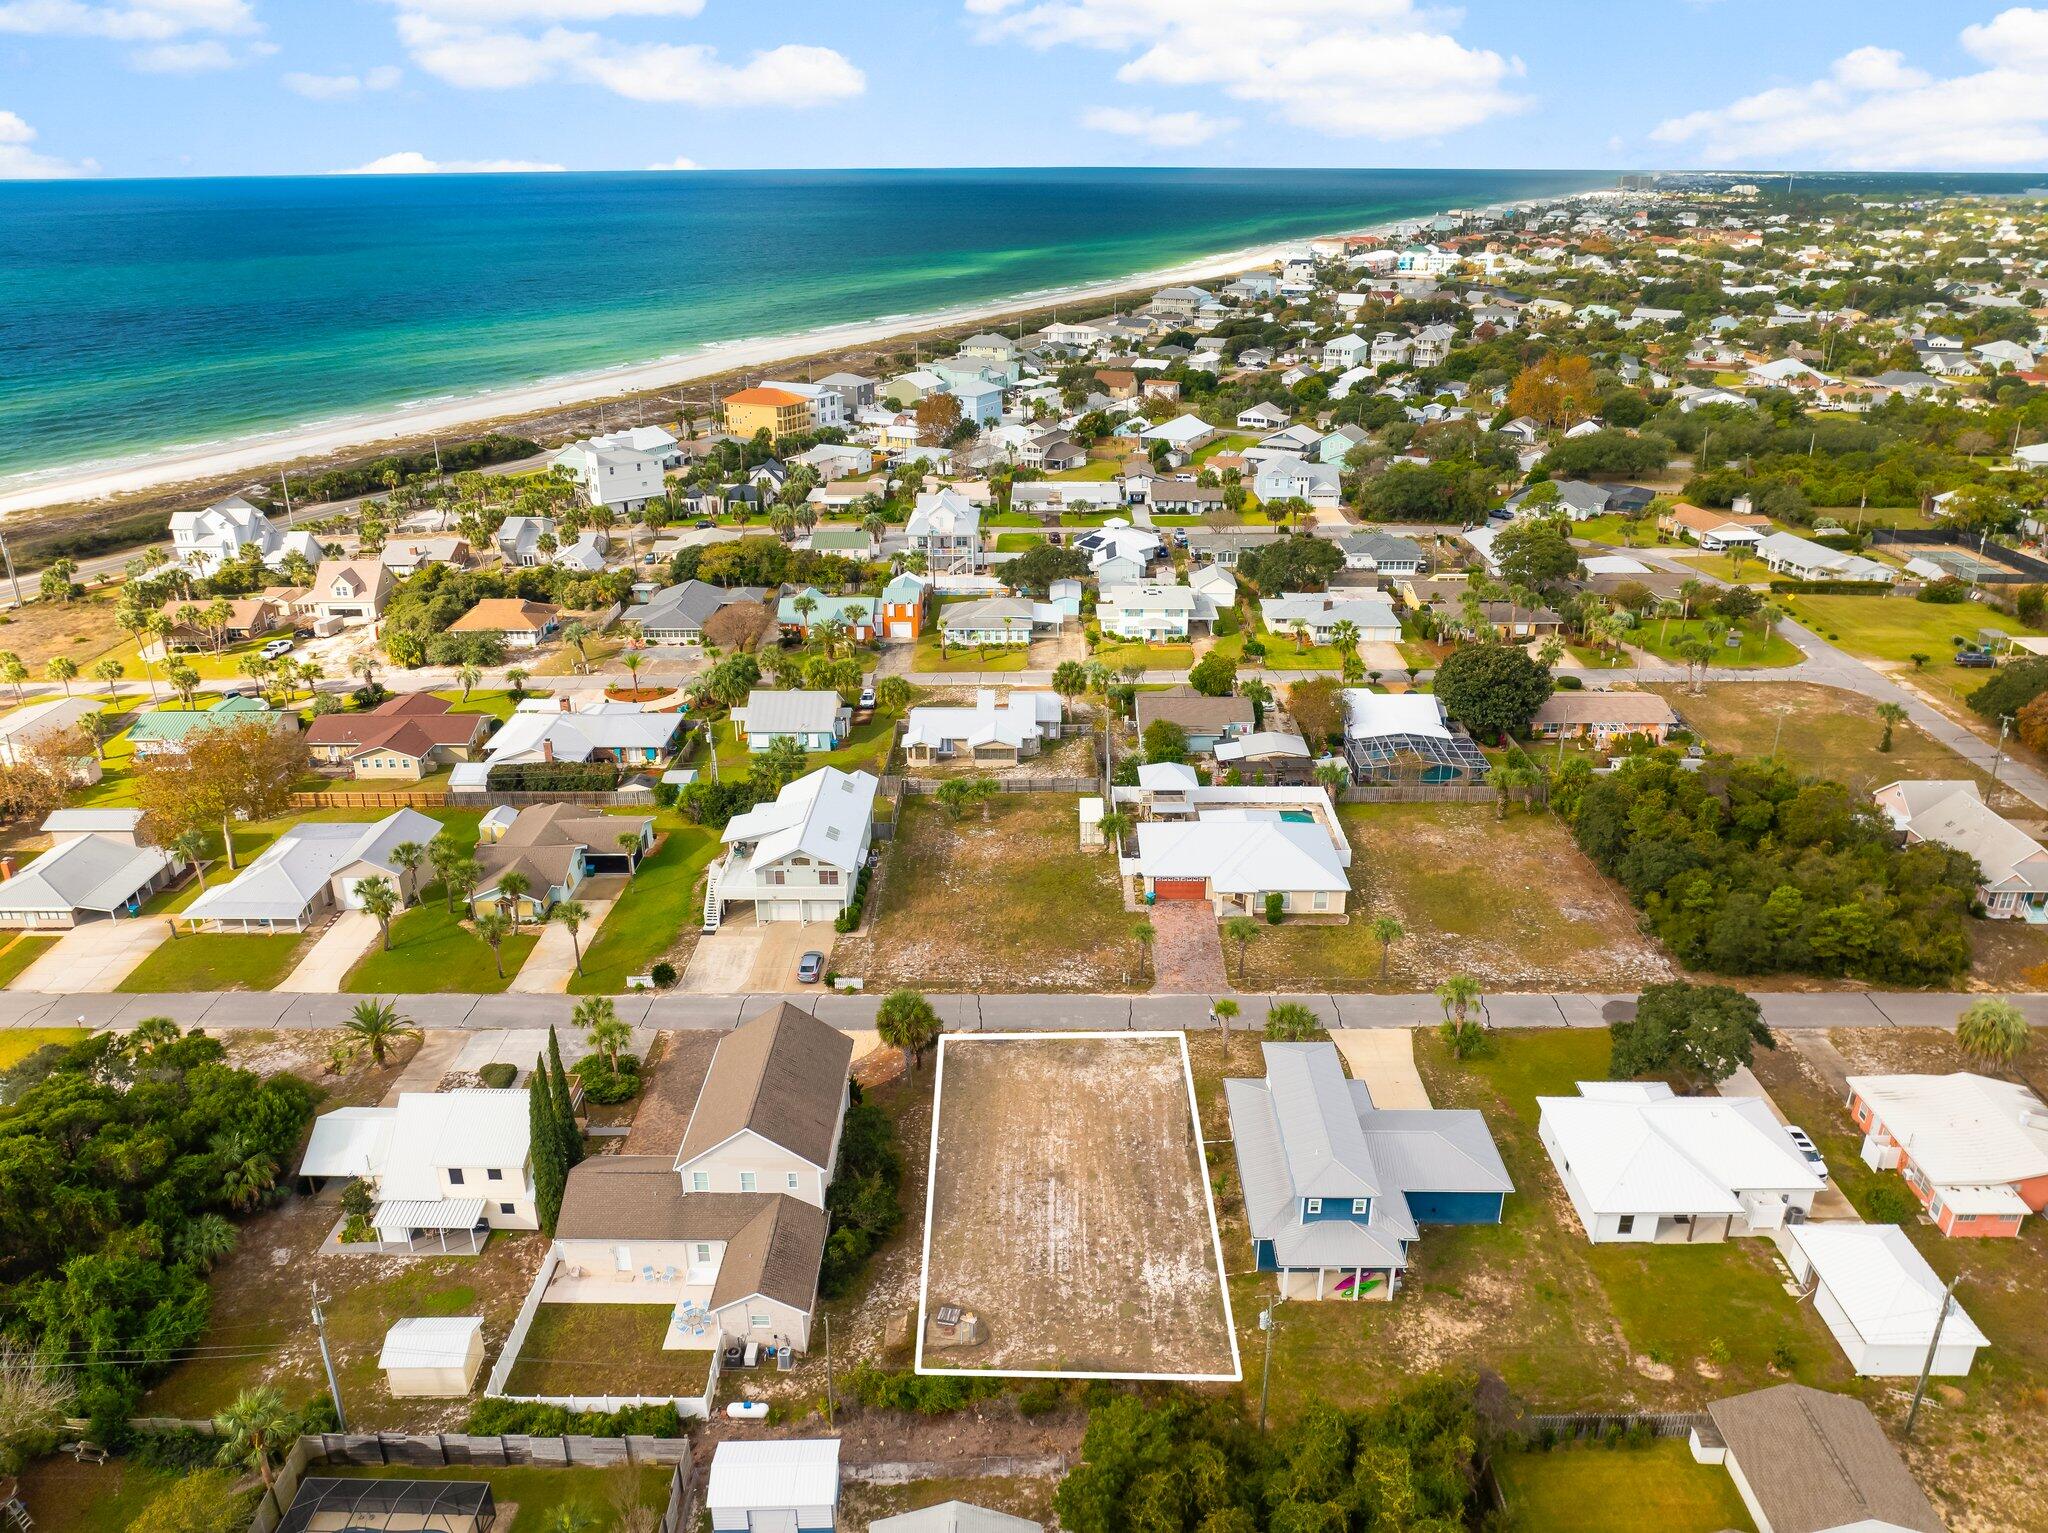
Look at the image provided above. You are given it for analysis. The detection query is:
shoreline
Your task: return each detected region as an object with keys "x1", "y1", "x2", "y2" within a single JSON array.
[{"x1": 0, "y1": 225, "x2": 1365, "y2": 518}]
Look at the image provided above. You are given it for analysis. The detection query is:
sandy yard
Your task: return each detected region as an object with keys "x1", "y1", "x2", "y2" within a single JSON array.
[{"x1": 918, "y1": 1033, "x2": 1237, "y2": 1379}]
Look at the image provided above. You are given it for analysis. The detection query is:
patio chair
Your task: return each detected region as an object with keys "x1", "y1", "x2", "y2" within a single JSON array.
[
  {"x1": 663, "y1": 1265, "x2": 678, "y2": 1282},
  {"x1": 641, "y1": 1265, "x2": 657, "y2": 1283}
]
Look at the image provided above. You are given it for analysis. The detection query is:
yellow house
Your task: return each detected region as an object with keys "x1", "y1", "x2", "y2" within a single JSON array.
[{"x1": 723, "y1": 386, "x2": 810, "y2": 439}]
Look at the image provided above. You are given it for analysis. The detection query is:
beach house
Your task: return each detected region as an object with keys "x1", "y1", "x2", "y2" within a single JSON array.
[
  {"x1": 706, "y1": 767, "x2": 877, "y2": 929},
  {"x1": 1845, "y1": 1072, "x2": 2048, "y2": 1237},
  {"x1": 470, "y1": 802, "x2": 654, "y2": 922},
  {"x1": 732, "y1": 690, "x2": 851, "y2": 752},
  {"x1": 1872, "y1": 779, "x2": 2048, "y2": 919}
]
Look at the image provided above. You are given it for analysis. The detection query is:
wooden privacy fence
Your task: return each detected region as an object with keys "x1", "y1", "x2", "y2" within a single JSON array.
[
  {"x1": 1521, "y1": 1411, "x2": 1709, "y2": 1440},
  {"x1": 289, "y1": 788, "x2": 449, "y2": 809},
  {"x1": 885, "y1": 775, "x2": 1102, "y2": 795},
  {"x1": 449, "y1": 787, "x2": 657, "y2": 808},
  {"x1": 248, "y1": 1435, "x2": 692, "y2": 1533}
]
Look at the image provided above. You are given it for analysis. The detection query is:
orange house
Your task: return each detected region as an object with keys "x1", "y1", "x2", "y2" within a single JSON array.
[
  {"x1": 881, "y1": 572, "x2": 927, "y2": 638},
  {"x1": 1847, "y1": 1072, "x2": 2048, "y2": 1238},
  {"x1": 722, "y1": 386, "x2": 811, "y2": 439}
]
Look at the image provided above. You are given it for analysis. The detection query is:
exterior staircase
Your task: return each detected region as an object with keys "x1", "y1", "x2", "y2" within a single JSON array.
[{"x1": 702, "y1": 861, "x2": 724, "y2": 933}]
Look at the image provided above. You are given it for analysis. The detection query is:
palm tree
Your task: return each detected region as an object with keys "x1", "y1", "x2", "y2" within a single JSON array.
[
  {"x1": 1875, "y1": 701, "x2": 1907, "y2": 753},
  {"x1": 356, "y1": 875, "x2": 400, "y2": 951},
  {"x1": 475, "y1": 910, "x2": 513, "y2": 979},
  {"x1": 1436, "y1": 973, "x2": 1485, "y2": 1058},
  {"x1": 345, "y1": 998, "x2": 418, "y2": 1063},
  {"x1": 576, "y1": 994, "x2": 629, "y2": 1069},
  {"x1": 457, "y1": 662, "x2": 482, "y2": 701},
  {"x1": 215, "y1": 1386, "x2": 295, "y2": 1490},
  {"x1": 172, "y1": 829, "x2": 210, "y2": 890},
  {"x1": 1370, "y1": 916, "x2": 1403, "y2": 982},
  {"x1": 553, "y1": 899, "x2": 590, "y2": 975},
  {"x1": 1213, "y1": 997, "x2": 1240, "y2": 1062},
  {"x1": 507, "y1": 666, "x2": 530, "y2": 699},
  {"x1": 1266, "y1": 1002, "x2": 1319, "y2": 1041},
  {"x1": 1098, "y1": 810, "x2": 1133, "y2": 855},
  {"x1": 0, "y1": 651, "x2": 25, "y2": 703},
  {"x1": 1314, "y1": 761, "x2": 1349, "y2": 797},
  {"x1": 45, "y1": 657, "x2": 76, "y2": 696},
  {"x1": 1222, "y1": 914, "x2": 1260, "y2": 984},
  {"x1": 390, "y1": 840, "x2": 427, "y2": 903},
  {"x1": 1131, "y1": 918, "x2": 1156, "y2": 981},
  {"x1": 90, "y1": 656, "x2": 125, "y2": 701},
  {"x1": 167, "y1": 661, "x2": 201, "y2": 709},
  {"x1": 497, "y1": 870, "x2": 532, "y2": 927},
  {"x1": 876, "y1": 987, "x2": 943, "y2": 1072},
  {"x1": 1957, "y1": 997, "x2": 2029, "y2": 1066}
]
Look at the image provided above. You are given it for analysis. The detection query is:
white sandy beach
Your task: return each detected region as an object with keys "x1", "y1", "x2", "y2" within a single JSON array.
[{"x1": 0, "y1": 227, "x2": 1363, "y2": 519}]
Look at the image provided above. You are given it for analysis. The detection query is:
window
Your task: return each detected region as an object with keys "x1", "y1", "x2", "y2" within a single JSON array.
[
  {"x1": 691, "y1": 1171, "x2": 709, "y2": 1192},
  {"x1": 819, "y1": 869, "x2": 840, "y2": 886},
  {"x1": 448, "y1": 1169, "x2": 465, "y2": 1186},
  {"x1": 766, "y1": 870, "x2": 785, "y2": 886},
  {"x1": 787, "y1": 1173, "x2": 801, "y2": 1192},
  {"x1": 740, "y1": 1171, "x2": 757, "y2": 1193},
  {"x1": 749, "y1": 1313, "x2": 772, "y2": 1329},
  {"x1": 487, "y1": 1169, "x2": 502, "y2": 1181},
  {"x1": 498, "y1": 1203, "x2": 514, "y2": 1216},
  {"x1": 1616, "y1": 1215, "x2": 1636, "y2": 1235},
  {"x1": 1351, "y1": 1199, "x2": 1367, "y2": 1215},
  {"x1": 1314, "y1": 892, "x2": 1329, "y2": 911},
  {"x1": 695, "y1": 1242, "x2": 713, "y2": 1264},
  {"x1": 1305, "y1": 1198, "x2": 1322, "y2": 1215}
]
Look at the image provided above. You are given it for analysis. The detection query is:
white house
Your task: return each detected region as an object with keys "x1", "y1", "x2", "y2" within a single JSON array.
[
  {"x1": 1260, "y1": 590, "x2": 1402, "y2": 645},
  {"x1": 708, "y1": 1439, "x2": 840, "y2": 1533},
  {"x1": 0, "y1": 696, "x2": 103, "y2": 772},
  {"x1": 1784, "y1": 1223, "x2": 1989, "y2": 1377},
  {"x1": 1099, "y1": 582, "x2": 1202, "y2": 642},
  {"x1": 1873, "y1": 779, "x2": 2048, "y2": 920},
  {"x1": 905, "y1": 489, "x2": 983, "y2": 572},
  {"x1": 0, "y1": 813, "x2": 185, "y2": 929},
  {"x1": 551, "y1": 435, "x2": 665, "y2": 514},
  {"x1": 169, "y1": 494, "x2": 323, "y2": 577},
  {"x1": 1756, "y1": 531, "x2": 1896, "y2": 583},
  {"x1": 182, "y1": 808, "x2": 439, "y2": 932},
  {"x1": 1141, "y1": 414, "x2": 1215, "y2": 455},
  {"x1": 902, "y1": 690, "x2": 1062, "y2": 763},
  {"x1": 1536, "y1": 1081, "x2": 1825, "y2": 1244},
  {"x1": 707, "y1": 767, "x2": 877, "y2": 928},
  {"x1": 298, "y1": 1088, "x2": 536, "y2": 1251},
  {"x1": 1114, "y1": 770, "x2": 1351, "y2": 918},
  {"x1": 1237, "y1": 402, "x2": 1290, "y2": 431},
  {"x1": 732, "y1": 690, "x2": 851, "y2": 753}
]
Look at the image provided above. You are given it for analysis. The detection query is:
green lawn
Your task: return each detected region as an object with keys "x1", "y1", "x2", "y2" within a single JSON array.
[
  {"x1": 0, "y1": 933, "x2": 59, "y2": 992},
  {"x1": 993, "y1": 532, "x2": 1046, "y2": 551},
  {"x1": 116, "y1": 930, "x2": 309, "y2": 993},
  {"x1": 913, "y1": 631, "x2": 1031, "y2": 672},
  {"x1": 1627, "y1": 615, "x2": 1804, "y2": 668},
  {"x1": 1494, "y1": 1440, "x2": 1756, "y2": 1533},
  {"x1": 1663, "y1": 550, "x2": 1764, "y2": 584},
  {"x1": 1192, "y1": 430, "x2": 1257, "y2": 464},
  {"x1": 503, "y1": 1303, "x2": 713, "y2": 1398},
  {"x1": 1783, "y1": 590, "x2": 2042, "y2": 663},
  {"x1": 345, "y1": 893, "x2": 539, "y2": 992},
  {"x1": 431, "y1": 686, "x2": 523, "y2": 720},
  {"x1": 712, "y1": 710, "x2": 899, "y2": 780},
  {"x1": 0, "y1": 1023, "x2": 85, "y2": 1067},
  {"x1": 568, "y1": 821, "x2": 722, "y2": 993},
  {"x1": 1568, "y1": 513, "x2": 1663, "y2": 548},
  {"x1": 1048, "y1": 455, "x2": 1125, "y2": 482},
  {"x1": 313, "y1": 1465, "x2": 675, "y2": 1533},
  {"x1": 1089, "y1": 639, "x2": 1193, "y2": 671},
  {"x1": 1255, "y1": 623, "x2": 1350, "y2": 671},
  {"x1": 14, "y1": 1459, "x2": 239, "y2": 1533}
]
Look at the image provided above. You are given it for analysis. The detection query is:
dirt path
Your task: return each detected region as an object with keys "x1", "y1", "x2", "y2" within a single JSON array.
[{"x1": 1149, "y1": 902, "x2": 1228, "y2": 994}]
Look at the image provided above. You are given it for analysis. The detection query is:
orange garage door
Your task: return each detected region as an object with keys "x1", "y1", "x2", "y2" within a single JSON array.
[{"x1": 1154, "y1": 879, "x2": 1208, "y2": 901}]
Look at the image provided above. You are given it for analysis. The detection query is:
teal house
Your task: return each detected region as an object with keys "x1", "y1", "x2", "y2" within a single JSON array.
[{"x1": 1224, "y1": 1041, "x2": 1511, "y2": 1301}]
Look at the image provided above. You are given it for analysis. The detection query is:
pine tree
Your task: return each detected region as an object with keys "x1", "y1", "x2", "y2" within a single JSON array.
[
  {"x1": 529, "y1": 1056, "x2": 564, "y2": 1235},
  {"x1": 548, "y1": 1025, "x2": 583, "y2": 1169}
]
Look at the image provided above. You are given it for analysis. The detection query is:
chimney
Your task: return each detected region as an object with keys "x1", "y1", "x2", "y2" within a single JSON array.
[
  {"x1": 0, "y1": 856, "x2": 14, "y2": 881},
  {"x1": 541, "y1": 738, "x2": 554, "y2": 763}
]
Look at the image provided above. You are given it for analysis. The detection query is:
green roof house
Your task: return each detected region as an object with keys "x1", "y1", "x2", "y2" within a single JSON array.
[{"x1": 127, "y1": 695, "x2": 294, "y2": 758}]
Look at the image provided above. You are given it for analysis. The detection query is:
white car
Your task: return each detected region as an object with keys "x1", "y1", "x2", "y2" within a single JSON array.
[
  {"x1": 260, "y1": 638, "x2": 295, "y2": 660},
  {"x1": 1784, "y1": 1124, "x2": 1828, "y2": 1178}
]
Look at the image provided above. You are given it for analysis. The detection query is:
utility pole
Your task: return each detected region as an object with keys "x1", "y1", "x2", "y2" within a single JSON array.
[
  {"x1": 310, "y1": 1283, "x2": 347, "y2": 1431},
  {"x1": 1991, "y1": 713, "x2": 2013, "y2": 798},
  {"x1": 0, "y1": 533, "x2": 20, "y2": 608},
  {"x1": 1257, "y1": 1298, "x2": 1284, "y2": 1432},
  {"x1": 1904, "y1": 1276, "x2": 1960, "y2": 1438},
  {"x1": 822, "y1": 1314, "x2": 836, "y2": 1428},
  {"x1": 278, "y1": 473, "x2": 296, "y2": 527}
]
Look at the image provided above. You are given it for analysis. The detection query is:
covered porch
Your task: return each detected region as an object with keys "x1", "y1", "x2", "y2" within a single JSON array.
[
  {"x1": 370, "y1": 1197, "x2": 489, "y2": 1255},
  {"x1": 1277, "y1": 1265, "x2": 1400, "y2": 1301}
]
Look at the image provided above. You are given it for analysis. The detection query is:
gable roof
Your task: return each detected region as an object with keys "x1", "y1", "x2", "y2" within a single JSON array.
[
  {"x1": 0, "y1": 834, "x2": 176, "y2": 917},
  {"x1": 1707, "y1": 1385, "x2": 1943, "y2": 1533},
  {"x1": 1133, "y1": 818, "x2": 1348, "y2": 894},
  {"x1": 184, "y1": 809, "x2": 441, "y2": 922},
  {"x1": 449, "y1": 598, "x2": 559, "y2": 633},
  {"x1": 721, "y1": 766, "x2": 877, "y2": 875},
  {"x1": 677, "y1": 1003, "x2": 855, "y2": 1170},
  {"x1": 871, "y1": 1505, "x2": 1042, "y2": 1533},
  {"x1": 737, "y1": 689, "x2": 845, "y2": 736},
  {"x1": 1787, "y1": 1224, "x2": 1988, "y2": 1352},
  {"x1": 1538, "y1": 1084, "x2": 1822, "y2": 1214}
]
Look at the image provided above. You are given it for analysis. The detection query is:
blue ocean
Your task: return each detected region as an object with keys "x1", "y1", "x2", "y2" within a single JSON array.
[{"x1": 0, "y1": 167, "x2": 1608, "y2": 482}]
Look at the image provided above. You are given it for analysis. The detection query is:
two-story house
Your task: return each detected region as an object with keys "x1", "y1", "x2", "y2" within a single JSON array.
[
  {"x1": 732, "y1": 690, "x2": 851, "y2": 753},
  {"x1": 905, "y1": 490, "x2": 982, "y2": 573},
  {"x1": 545, "y1": 1003, "x2": 855, "y2": 1357},
  {"x1": 1225, "y1": 1041, "x2": 1511, "y2": 1300},
  {"x1": 308, "y1": 558, "x2": 393, "y2": 626},
  {"x1": 881, "y1": 572, "x2": 929, "y2": 638},
  {"x1": 706, "y1": 766, "x2": 877, "y2": 928},
  {"x1": 169, "y1": 494, "x2": 324, "y2": 578},
  {"x1": 298, "y1": 1088, "x2": 537, "y2": 1253}
]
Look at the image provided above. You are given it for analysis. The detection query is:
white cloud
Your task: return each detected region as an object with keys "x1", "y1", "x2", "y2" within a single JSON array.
[
  {"x1": 966, "y1": 0, "x2": 1526, "y2": 140},
  {"x1": 340, "y1": 150, "x2": 566, "y2": 174},
  {"x1": 1081, "y1": 104, "x2": 1232, "y2": 147},
  {"x1": 0, "y1": 107, "x2": 93, "y2": 178},
  {"x1": 0, "y1": 1, "x2": 253, "y2": 42},
  {"x1": 385, "y1": 0, "x2": 703, "y2": 17},
  {"x1": 646, "y1": 155, "x2": 700, "y2": 169},
  {"x1": 284, "y1": 65, "x2": 404, "y2": 99},
  {"x1": 128, "y1": 36, "x2": 230, "y2": 69},
  {"x1": 1652, "y1": 8, "x2": 2048, "y2": 168},
  {"x1": 389, "y1": 6, "x2": 864, "y2": 106}
]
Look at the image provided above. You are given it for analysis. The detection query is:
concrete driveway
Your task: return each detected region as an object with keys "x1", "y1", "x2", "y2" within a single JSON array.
[
  {"x1": 277, "y1": 911, "x2": 380, "y2": 993},
  {"x1": 681, "y1": 913, "x2": 835, "y2": 994},
  {"x1": 510, "y1": 899, "x2": 615, "y2": 994},
  {"x1": 15, "y1": 917, "x2": 170, "y2": 993},
  {"x1": 1718, "y1": 1064, "x2": 1861, "y2": 1221},
  {"x1": 1330, "y1": 1028, "x2": 1432, "y2": 1108}
]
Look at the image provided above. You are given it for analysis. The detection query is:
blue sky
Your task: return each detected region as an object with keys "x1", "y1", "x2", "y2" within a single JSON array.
[{"x1": 3, "y1": 1, "x2": 2047, "y2": 178}]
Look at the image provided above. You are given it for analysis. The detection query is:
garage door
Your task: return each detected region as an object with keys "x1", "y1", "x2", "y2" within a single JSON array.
[
  {"x1": 802, "y1": 900, "x2": 840, "y2": 923},
  {"x1": 763, "y1": 902, "x2": 803, "y2": 922},
  {"x1": 1154, "y1": 879, "x2": 1208, "y2": 901}
]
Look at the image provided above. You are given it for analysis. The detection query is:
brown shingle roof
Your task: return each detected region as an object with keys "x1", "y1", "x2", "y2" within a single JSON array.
[
  {"x1": 1135, "y1": 689, "x2": 1255, "y2": 736},
  {"x1": 449, "y1": 598, "x2": 559, "y2": 634},
  {"x1": 1707, "y1": 1385, "x2": 1943, "y2": 1533},
  {"x1": 553, "y1": 1158, "x2": 826, "y2": 1312},
  {"x1": 676, "y1": 1003, "x2": 853, "y2": 1171},
  {"x1": 305, "y1": 694, "x2": 489, "y2": 752},
  {"x1": 1531, "y1": 692, "x2": 1678, "y2": 728}
]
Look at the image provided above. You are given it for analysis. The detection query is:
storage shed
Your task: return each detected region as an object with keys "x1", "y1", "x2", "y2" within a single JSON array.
[
  {"x1": 708, "y1": 1438, "x2": 840, "y2": 1533},
  {"x1": 378, "y1": 1316, "x2": 486, "y2": 1398},
  {"x1": 1785, "y1": 1223, "x2": 1988, "y2": 1377}
]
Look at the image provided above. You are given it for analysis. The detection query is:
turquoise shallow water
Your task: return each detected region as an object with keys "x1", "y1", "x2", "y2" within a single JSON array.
[{"x1": 0, "y1": 167, "x2": 1609, "y2": 481}]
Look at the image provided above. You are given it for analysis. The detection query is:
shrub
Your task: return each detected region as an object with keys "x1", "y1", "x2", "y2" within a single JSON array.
[
  {"x1": 341, "y1": 1214, "x2": 375, "y2": 1243},
  {"x1": 1264, "y1": 891, "x2": 1284, "y2": 924},
  {"x1": 833, "y1": 865, "x2": 873, "y2": 934},
  {"x1": 572, "y1": 1052, "x2": 641, "y2": 1105},
  {"x1": 819, "y1": 1102, "x2": 903, "y2": 1297},
  {"x1": 128, "y1": 1427, "x2": 223, "y2": 1472},
  {"x1": 486, "y1": 761, "x2": 619, "y2": 793},
  {"x1": 846, "y1": 1365, "x2": 1002, "y2": 1414},
  {"x1": 340, "y1": 1178, "x2": 374, "y2": 1219},
  {"x1": 1917, "y1": 576, "x2": 1969, "y2": 604},
  {"x1": 464, "y1": 1398, "x2": 684, "y2": 1438},
  {"x1": 1863, "y1": 1181, "x2": 1919, "y2": 1224},
  {"x1": 478, "y1": 1062, "x2": 517, "y2": 1089},
  {"x1": 649, "y1": 961, "x2": 677, "y2": 988},
  {"x1": 1017, "y1": 1379, "x2": 1066, "y2": 1416}
]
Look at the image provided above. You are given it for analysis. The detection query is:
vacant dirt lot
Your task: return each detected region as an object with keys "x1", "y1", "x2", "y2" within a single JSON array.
[
  {"x1": 920, "y1": 1034, "x2": 1237, "y2": 1379},
  {"x1": 1238, "y1": 804, "x2": 1678, "y2": 993},
  {"x1": 832, "y1": 794, "x2": 1136, "y2": 992}
]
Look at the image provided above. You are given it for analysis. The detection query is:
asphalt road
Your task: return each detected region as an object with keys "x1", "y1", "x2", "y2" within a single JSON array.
[{"x1": 0, "y1": 988, "x2": 2023, "y2": 1033}]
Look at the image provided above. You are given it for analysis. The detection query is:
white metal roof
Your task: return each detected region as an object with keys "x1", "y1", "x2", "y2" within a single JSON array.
[
  {"x1": 42, "y1": 808, "x2": 144, "y2": 835},
  {"x1": 380, "y1": 1090, "x2": 532, "y2": 1201},
  {"x1": 707, "y1": 1439, "x2": 841, "y2": 1511},
  {"x1": 723, "y1": 766, "x2": 877, "y2": 874},
  {"x1": 1342, "y1": 689, "x2": 1452, "y2": 741},
  {"x1": 375, "y1": 1197, "x2": 487, "y2": 1234},
  {"x1": 0, "y1": 834, "x2": 176, "y2": 916},
  {"x1": 1137, "y1": 761, "x2": 1199, "y2": 791},
  {"x1": 737, "y1": 689, "x2": 844, "y2": 737},
  {"x1": 298, "y1": 1106, "x2": 397, "y2": 1181},
  {"x1": 1538, "y1": 1085, "x2": 1822, "y2": 1216},
  {"x1": 1133, "y1": 818, "x2": 1348, "y2": 894},
  {"x1": 1848, "y1": 1073, "x2": 2048, "y2": 1188},
  {"x1": 1788, "y1": 1224, "x2": 1990, "y2": 1350},
  {"x1": 903, "y1": 691, "x2": 1060, "y2": 753},
  {"x1": 183, "y1": 809, "x2": 440, "y2": 922},
  {"x1": 379, "y1": 1316, "x2": 483, "y2": 1370},
  {"x1": 870, "y1": 1502, "x2": 1041, "y2": 1533}
]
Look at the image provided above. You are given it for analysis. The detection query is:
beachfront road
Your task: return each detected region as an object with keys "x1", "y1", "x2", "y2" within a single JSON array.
[{"x1": 0, "y1": 989, "x2": 2026, "y2": 1033}]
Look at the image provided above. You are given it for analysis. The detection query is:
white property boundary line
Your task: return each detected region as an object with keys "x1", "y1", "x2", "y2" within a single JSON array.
[{"x1": 914, "y1": 1029, "x2": 1243, "y2": 1383}]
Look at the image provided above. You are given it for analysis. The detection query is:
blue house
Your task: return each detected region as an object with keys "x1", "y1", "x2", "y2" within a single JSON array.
[{"x1": 1224, "y1": 1041, "x2": 1511, "y2": 1300}]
